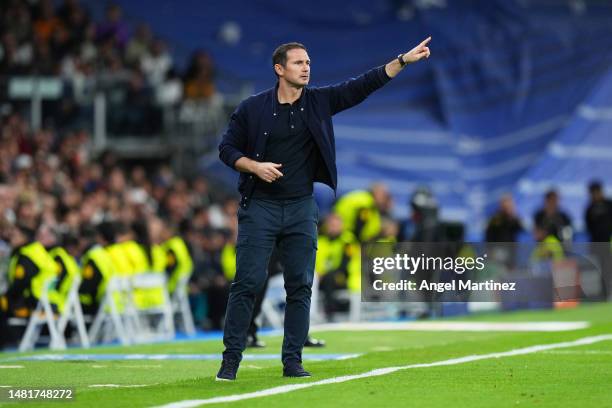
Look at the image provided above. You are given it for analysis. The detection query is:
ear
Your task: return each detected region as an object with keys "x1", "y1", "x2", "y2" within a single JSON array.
[{"x1": 274, "y1": 63, "x2": 284, "y2": 77}]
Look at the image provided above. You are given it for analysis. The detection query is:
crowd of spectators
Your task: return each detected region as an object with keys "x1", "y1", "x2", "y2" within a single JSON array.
[
  {"x1": 0, "y1": 111, "x2": 242, "y2": 330},
  {"x1": 0, "y1": 0, "x2": 221, "y2": 135},
  {"x1": 1, "y1": 105, "x2": 611, "y2": 329}
]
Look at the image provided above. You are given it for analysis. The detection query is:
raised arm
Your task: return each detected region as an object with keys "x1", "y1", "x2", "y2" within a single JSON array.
[{"x1": 322, "y1": 36, "x2": 431, "y2": 115}]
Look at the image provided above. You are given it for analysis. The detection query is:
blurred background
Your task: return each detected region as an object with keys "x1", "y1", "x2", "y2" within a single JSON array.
[{"x1": 0, "y1": 0, "x2": 611, "y2": 350}]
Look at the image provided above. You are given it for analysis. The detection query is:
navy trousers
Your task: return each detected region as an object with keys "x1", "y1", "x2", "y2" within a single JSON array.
[{"x1": 222, "y1": 195, "x2": 318, "y2": 364}]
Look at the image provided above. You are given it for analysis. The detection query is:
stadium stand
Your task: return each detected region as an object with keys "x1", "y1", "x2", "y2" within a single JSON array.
[{"x1": 1, "y1": 0, "x2": 612, "y2": 350}]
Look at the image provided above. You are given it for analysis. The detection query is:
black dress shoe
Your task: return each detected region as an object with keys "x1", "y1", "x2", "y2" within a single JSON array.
[
  {"x1": 283, "y1": 361, "x2": 311, "y2": 378},
  {"x1": 216, "y1": 358, "x2": 240, "y2": 381},
  {"x1": 304, "y1": 336, "x2": 326, "y2": 347}
]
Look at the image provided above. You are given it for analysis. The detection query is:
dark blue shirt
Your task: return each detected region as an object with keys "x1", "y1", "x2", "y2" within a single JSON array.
[
  {"x1": 252, "y1": 91, "x2": 320, "y2": 199},
  {"x1": 218, "y1": 65, "x2": 392, "y2": 209}
]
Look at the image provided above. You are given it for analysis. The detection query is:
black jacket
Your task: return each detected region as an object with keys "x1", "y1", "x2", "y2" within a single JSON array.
[{"x1": 218, "y1": 65, "x2": 392, "y2": 208}]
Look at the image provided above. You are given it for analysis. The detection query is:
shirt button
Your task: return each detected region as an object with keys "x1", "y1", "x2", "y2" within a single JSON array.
[
  {"x1": 300, "y1": 108, "x2": 304, "y2": 111},
  {"x1": 249, "y1": 175, "x2": 253, "y2": 179},
  {"x1": 273, "y1": 113, "x2": 277, "y2": 116},
  {"x1": 291, "y1": 111, "x2": 293, "y2": 115},
  {"x1": 255, "y1": 154, "x2": 259, "y2": 157},
  {"x1": 264, "y1": 132, "x2": 267, "y2": 135},
  {"x1": 291, "y1": 125, "x2": 294, "y2": 129}
]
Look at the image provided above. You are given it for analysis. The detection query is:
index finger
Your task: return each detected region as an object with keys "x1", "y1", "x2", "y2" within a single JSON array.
[{"x1": 419, "y1": 36, "x2": 432, "y2": 47}]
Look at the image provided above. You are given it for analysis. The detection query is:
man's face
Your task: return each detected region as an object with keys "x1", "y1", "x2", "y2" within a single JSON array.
[
  {"x1": 500, "y1": 196, "x2": 515, "y2": 215},
  {"x1": 545, "y1": 194, "x2": 558, "y2": 212},
  {"x1": 276, "y1": 48, "x2": 310, "y2": 87},
  {"x1": 325, "y1": 214, "x2": 343, "y2": 237},
  {"x1": 590, "y1": 188, "x2": 603, "y2": 202}
]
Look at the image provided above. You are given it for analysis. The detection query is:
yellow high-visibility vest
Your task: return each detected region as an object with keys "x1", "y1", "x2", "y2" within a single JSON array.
[
  {"x1": 79, "y1": 245, "x2": 116, "y2": 306},
  {"x1": 163, "y1": 236, "x2": 193, "y2": 294},
  {"x1": 334, "y1": 190, "x2": 381, "y2": 242},
  {"x1": 316, "y1": 231, "x2": 361, "y2": 292},
  {"x1": 49, "y1": 246, "x2": 80, "y2": 313},
  {"x1": 8, "y1": 241, "x2": 60, "y2": 305},
  {"x1": 221, "y1": 243, "x2": 236, "y2": 281},
  {"x1": 132, "y1": 243, "x2": 168, "y2": 309},
  {"x1": 106, "y1": 242, "x2": 135, "y2": 276},
  {"x1": 531, "y1": 235, "x2": 565, "y2": 262}
]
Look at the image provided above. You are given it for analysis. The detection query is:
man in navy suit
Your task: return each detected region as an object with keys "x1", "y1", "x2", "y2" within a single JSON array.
[{"x1": 217, "y1": 37, "x2": 431, "y2": 380}]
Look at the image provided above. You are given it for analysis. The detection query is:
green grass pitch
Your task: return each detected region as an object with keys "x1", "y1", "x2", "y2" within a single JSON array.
[{"x1": 1, "y1": 303, "x2": 611, "y2": 407}]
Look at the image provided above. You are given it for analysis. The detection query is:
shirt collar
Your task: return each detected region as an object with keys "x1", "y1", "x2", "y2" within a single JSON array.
[{"x1": 273, "y1": 82, "x2": 306, "y2": 114}]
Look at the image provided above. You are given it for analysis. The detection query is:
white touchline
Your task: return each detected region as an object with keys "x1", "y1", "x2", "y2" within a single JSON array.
[
  {"x1": 543, "y1": 350, "x2": 612, "y2": 355},
  {"x1": 0, "y1": 366, "x2": 24, "y2": 369},
  {"x1": 89, "y1": 384, "x2": 159, "y2": 388},
  {"x1": 152, "y1": 334, "x2": 612, "y2": 408},
  {"x1": 310, "y1": 321, "x2": 589, "y2": 332}
]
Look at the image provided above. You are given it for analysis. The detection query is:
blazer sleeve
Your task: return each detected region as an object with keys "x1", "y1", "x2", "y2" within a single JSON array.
[
  {"x1": 218, "y1": 101, "x2": 248, "y2": 170},
  {"x1": 319, "y1": 65, "x2": 392, "y2": 115}
]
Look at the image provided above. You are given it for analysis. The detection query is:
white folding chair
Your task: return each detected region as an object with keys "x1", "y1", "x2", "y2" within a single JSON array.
[
  {"x1": 171, "y1": 275, "x2": 196, "y2": 336},
  {"x1": 11, "y1": 277, "x2": 66, "y2": 352},
  {"x1": 57, "y1": 275, "x2": 90, "y2": 348},
  {"x1": 88, "y1": 276, "x2": 132, "y2": 345},
  {"x1": 131, "y1": 272, "x2": 175, "y2": 342}
]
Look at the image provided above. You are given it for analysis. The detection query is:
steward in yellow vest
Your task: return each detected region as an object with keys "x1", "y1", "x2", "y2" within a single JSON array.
[
  {"x1": 333, "y1": 184, "x2": 392, "y2": 243},
  {"x1": 130, "y1": 219, "x2": 168, "y2": 309},
  {"x1": 531, "y1": 225, "x2": 565, "y2": 263},
  {"x1": 78, "y1": 223, "x2": 118, "y2": 316},
  {"x1": 48, "y1": 233, "x2": 81, "y2": 314},
  {"x1": 163, "y1": 234, "x2": 194, "y2": 295},
  {"x1": 106, "y1": 222, "x2": 137, "y2": 277},
  {"x1": 316, "y1": 214, "x2": 360, "y2": 319},
  {"x1": 334, "y1": 190, "x2": 381, "y2": 243},
  {"x1": 2, "y1": 225, "x2": 60, "y2": 318}
]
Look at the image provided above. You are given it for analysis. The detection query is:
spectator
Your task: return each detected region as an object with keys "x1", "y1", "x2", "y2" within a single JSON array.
[
  {"x1": 585, "y1": 180, "x2": 612, "y2": 300},
  {"x1": 183, "y1": 50, "x2": 217, "y2": 101},
  {"x1": 60, "y1": 2, "x2": 90, "y2": 55},
  {"x1": 0, "y1": 32, "x2": 33, "y2": 75},
  {"x1": 96, "y1": 4, "x2": 130, "y2": 49},
  {"x1": 141, "y1": 38, "x2": 172, "y2": 87},
  {"x1": 533, "y1": 189, "x2": 572, "y2": 242},
  {"x1": 156, "y1": 67, "x2": 183, "y2": 106},
  {"x1": 33, "y1": 0, "x2": 63, "y2": 45},
  {"x1": 485, "y1": 194, "x2": 523, "y2": 242},
  {"x1": 125, "y1": 23, "x2": 152, "y2": 67},
  {"x1": 2, "y1": 2, "x2": 33, "y2": 45},
  {"x1": 585, "y1": 181, "x2": 612, "y2": 242}
]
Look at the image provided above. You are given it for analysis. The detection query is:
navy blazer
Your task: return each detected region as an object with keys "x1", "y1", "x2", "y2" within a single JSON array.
[{"x1": 218, "y1": 65, "x2": 392, "y2": 208}]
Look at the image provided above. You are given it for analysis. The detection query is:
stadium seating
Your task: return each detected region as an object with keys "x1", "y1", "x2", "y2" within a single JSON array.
[{"x1": 116, "y1": 0, "x2": 612, "y2": 237}]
